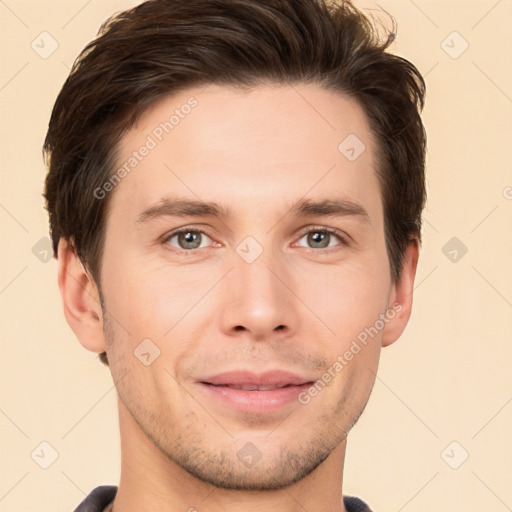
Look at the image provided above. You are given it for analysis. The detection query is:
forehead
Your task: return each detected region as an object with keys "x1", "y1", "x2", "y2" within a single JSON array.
[{"x1": 107, "y1": 83, "x2": 382, "y2": 224}]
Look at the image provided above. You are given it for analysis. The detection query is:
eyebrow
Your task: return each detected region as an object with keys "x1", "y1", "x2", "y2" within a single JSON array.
[
  {"x1": 288, "y1": 198, "x2": 370, "y2": 224},
  {"x1": 135, "y1": 195, "x2": 371, "y2": 225},
  {"x1": 136, "y1": 197, "x2": 231, "y2": 224}
]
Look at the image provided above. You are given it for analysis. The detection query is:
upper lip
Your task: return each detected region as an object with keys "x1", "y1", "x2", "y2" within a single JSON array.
[{"x1": 199, "y1": 370, "x2": 314, "y2": 387}]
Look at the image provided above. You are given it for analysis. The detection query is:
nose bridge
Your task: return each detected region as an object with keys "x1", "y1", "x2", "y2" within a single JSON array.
[
  {"x1": 219, "y1": 236, "x2": 298, "y2": 340},
  {"x1": 235, "y1": 237, "x2": 287, "y2": 310}
]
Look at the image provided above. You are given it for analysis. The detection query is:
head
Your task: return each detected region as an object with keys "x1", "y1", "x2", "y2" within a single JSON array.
[{"x1": 44, "y1": 0, "x2": 425, "y2": 491}]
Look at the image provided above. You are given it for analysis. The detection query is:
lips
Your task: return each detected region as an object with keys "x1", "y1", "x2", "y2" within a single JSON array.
[{"x1": 198, "y1": 377, "x2": 315, "y2": 413}]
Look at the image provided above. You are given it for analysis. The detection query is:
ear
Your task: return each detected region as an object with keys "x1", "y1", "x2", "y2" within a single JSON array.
[
  {"x1": 57, "y1": 237, "x2": 107, "y2": 354},
  {"x1": 381, "y1": 239, "x2": 420, "y2": 348}
]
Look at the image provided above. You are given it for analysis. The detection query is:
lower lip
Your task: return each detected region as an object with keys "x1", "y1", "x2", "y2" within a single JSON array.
[{"x1": 198, "y1": 383, "x2": 313, "y2": 413}]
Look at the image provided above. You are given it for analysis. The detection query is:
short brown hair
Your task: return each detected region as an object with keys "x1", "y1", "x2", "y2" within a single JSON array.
[{"x1": 43, "y1": 0, "x2": 426, "y2": 367}]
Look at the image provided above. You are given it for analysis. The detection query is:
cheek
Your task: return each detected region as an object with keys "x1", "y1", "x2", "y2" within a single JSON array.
[
  {"x1": 102, "y1": 255, "x2": 206, "y2": 337},
  {"x1": 292, "y1": 258, "x2": 388, "y2": 330}
]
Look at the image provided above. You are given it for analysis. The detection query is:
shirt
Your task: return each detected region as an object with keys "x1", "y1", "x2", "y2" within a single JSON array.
[{"x1": 73, "y1": 485, "x2": 374, "y2": 511}]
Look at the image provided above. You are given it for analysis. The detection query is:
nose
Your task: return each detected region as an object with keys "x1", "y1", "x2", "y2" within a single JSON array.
[{"x1": 218, "y1": 245, "x2": 300, "y2": 342}]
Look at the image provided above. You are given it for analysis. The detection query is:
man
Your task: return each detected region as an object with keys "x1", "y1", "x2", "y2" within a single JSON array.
[{"x1": 43, "y1": 0, "x2": 426, "y2": 510}]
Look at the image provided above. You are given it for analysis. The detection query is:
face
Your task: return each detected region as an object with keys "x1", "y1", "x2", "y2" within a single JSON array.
[{"x1": 90, "y1": 83, "x2": 412, "y2": 490}]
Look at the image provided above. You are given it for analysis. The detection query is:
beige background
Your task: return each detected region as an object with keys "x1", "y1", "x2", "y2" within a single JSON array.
[{"x1": 1, "y1": 0, "x2": 511, "y2": 511}]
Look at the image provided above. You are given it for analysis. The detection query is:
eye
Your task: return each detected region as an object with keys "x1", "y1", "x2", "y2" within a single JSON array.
[
  {"x1": 162, "y1": 226, "x2": 348, "y2": 253},
  {"x1": 295, "y1": 227, "x2": 346, "y2": 250},
  {"x1": 163, "y1": 229, "x2": 213, "y2": 250}
]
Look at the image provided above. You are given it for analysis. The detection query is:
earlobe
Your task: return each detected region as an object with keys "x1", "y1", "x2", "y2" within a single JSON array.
[
  {"x1": 57, "y1": 237, "x2": 107, "y2": 354},
  {"x1": 381, "y1": 239, "x2": 420, "y2": 348}
]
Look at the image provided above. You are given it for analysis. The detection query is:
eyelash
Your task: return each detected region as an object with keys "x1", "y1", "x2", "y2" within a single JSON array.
[{"x1": 161, "y1": 225, "x2": 349, "y2": 254}]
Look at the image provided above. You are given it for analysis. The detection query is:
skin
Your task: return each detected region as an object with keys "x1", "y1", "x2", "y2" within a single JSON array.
[{"x1": 58, "y1": 83, "x2": 419, "y2": 512}]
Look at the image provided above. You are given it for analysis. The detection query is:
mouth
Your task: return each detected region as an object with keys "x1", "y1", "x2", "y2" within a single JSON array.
[
  {"x1": 201, "y1": 383, "x2": 308, "y2": 391},
  {"x1": 199, "y1": 369, "x2": 314, "y2": 388},
  {"x1": 196, "y1": 370, "x2": 316, "y2": 413}
]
